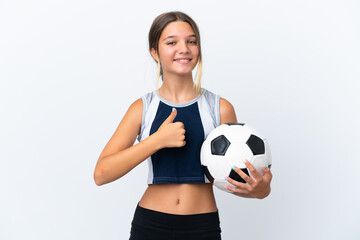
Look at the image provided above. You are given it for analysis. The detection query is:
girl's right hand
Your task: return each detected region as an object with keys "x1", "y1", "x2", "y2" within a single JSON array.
[{"x1": 155, "y1": 108, "x2": 186, "y2": 148}]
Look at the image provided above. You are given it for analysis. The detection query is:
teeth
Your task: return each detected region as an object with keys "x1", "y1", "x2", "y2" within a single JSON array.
[{"x1": 176, "y1": 59, "x2": 190, "y2": 62}]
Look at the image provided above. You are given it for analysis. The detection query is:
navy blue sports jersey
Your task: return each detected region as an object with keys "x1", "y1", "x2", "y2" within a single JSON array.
[{"x1": 138, "y1": 89, "x2": 220, "y2": 184}]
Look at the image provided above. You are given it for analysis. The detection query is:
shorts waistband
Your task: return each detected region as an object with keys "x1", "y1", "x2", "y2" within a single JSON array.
[{"x1": 133, "y1": 203, "x2": 220, "y2": 231}]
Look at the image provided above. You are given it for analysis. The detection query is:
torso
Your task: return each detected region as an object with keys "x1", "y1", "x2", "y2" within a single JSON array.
[
  {"x1": 139, "y1": 183, "x2": 217, "y2": 214},
  {"x1": 138, "y1": 88, "x2": 220, "y2": 215}
]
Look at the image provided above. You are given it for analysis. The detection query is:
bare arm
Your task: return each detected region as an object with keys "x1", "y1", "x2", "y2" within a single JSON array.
[
  {"x1": 94, "y1": 99, "x2": 147, "y2": 185},
  {"x1": 94, "y1": 100, "x2": 185, "y2": 186},
  {"x1": 219, "y1": 97, "x2": 237, "y2": 124}
]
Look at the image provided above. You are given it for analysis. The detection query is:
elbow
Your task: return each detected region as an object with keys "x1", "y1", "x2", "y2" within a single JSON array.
[
  {"x1": 94, "y1": 177, "x2": 103, "y2": 186},
  {"x1": 93, "y1": 168, "x2": 106, "y2": 186},
  {"x1": 93, "y1": 160, "x2": 126, "y2": 186}
]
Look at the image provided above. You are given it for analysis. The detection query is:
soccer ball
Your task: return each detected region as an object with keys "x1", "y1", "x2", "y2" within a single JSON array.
[{"x1": 201, "y1": 123, "x2": 272, "y2": 193}]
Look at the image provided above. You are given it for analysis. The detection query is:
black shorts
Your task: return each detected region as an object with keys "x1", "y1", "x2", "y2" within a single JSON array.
[{"x1": 129, "y1": 204, "x2": 222, "y2": 240}]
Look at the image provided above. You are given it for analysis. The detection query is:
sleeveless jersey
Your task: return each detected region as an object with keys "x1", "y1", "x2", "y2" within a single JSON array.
[{"x1": 137, "y1": 88, "x2": 221, "y2": 184}]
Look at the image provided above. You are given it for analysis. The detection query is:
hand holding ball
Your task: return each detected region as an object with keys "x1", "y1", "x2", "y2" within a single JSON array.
[{"x1": 201, "y1": 123, "x2": 272, "y2": 193}]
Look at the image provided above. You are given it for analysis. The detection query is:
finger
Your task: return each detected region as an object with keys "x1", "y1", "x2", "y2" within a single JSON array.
[
  {"x1": 233, "y1": 166, "x2": 254, "y2": 185},
  {"x1": 243, "y1": 159, "x2": 262, "y2": 181},
  {"x1": 262, "y1": 166, "x2": 273, "y2": 182},
  {"x1": 175, "y1": 121, "x2": 185, "y2": 130},
  {"x1": 225, "y1": 184, "x2": 249, "y2": 195},
  {"x1": 261, "y1": 164, "x2": 270, "y2": 173},
  {"x1": 163, "y1": 108, "x2": 177, "y2": 124},
  {"x1": 225, "y1": 176, "x2": 249, "y2": 190},
  {"x1": 181, "y1": 134, "x2": 186, "y2": 140}
]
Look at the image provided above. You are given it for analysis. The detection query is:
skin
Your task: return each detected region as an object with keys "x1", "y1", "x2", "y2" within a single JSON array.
[{"x1": 93, "y1": 21, "x2": 272, "y2": 215}]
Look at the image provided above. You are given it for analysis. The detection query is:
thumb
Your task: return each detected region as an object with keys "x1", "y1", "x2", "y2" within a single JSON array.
[{"x1": 163, "y1": 107, "x2": 177, "y2": 124}]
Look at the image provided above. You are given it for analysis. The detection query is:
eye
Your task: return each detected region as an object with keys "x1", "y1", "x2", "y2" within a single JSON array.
[
  {"x1": 167, "y1": 42, "x2": 176, "y2": 45},
  {"x1": 188, "y1": 40, "x2": 197, "y2": 44}
]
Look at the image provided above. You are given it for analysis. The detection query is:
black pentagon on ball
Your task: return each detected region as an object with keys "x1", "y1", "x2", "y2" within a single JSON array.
[
  {"x1": 225, "y1": 123, "x2": 245, "y2": 126},
  {"x1": 246, "y1": 134, "x2": 265, "y2": 155},
  {"x1": 211, "y1": 135, "x2": 231, "y2": 156},
  {"x1": 229, "y1": 168, "x2": 249, "y2": 183}
]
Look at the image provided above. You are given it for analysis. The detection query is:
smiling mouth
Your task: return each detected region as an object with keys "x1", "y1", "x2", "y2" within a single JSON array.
[{"x1": 174, "y1": 58, "x2": 192, "y2": 63}]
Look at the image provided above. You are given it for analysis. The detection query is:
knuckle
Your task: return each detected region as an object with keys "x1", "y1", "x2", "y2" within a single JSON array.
[
  {"x1": 243, "y1": 189, "x2": 250, "y2": 195},
  {"x1": 242, "y1": 173, "x2": 249, "y2": 180}
]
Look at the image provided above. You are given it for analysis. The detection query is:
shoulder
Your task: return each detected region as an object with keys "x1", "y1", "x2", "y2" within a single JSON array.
[
  {"x1": 219, "y1": 97, "x2": 234, "y2": 112},
  {"x1": 124, "y1": 91, "x2": 156, "y2": 123},
  {"x1": 219, "y1": 97, "x2": 237, "y2": 124},
  {"x1": 126, "y1": 91, "x2": 158, "y2": 132},
  {"x1": 200, "y1": 88, "x2": 219, "y2": 105},
  {"x1": 201, "y1": 88, "x2": 232, "y2": 111},
  {"x1": 128, "y1": 91, "x2": 155, "y2": 114},
  {"x1": 200, "y1": 89, "x2": 237, "y2": 124},
  {"x1": 128, "y1": 98, "x2": 143, "y2": 113},
  {"x1": 121, "y1": 98, "x2": 143, "y2": 128}
]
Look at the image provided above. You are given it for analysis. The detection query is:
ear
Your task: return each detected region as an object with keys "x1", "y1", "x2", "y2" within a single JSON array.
[{"x1": 150, "y1": 48, "x2": 159, "y2": 62}]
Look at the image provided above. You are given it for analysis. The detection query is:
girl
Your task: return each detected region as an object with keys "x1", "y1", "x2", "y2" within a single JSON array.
[{"x1": 94, "y1": 11, "x2": 272, "y2": 240}]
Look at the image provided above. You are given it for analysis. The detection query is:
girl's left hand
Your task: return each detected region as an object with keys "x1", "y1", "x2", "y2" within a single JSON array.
[{"x1": 225, "y1": 159, "x2": 272, "y2": 199}]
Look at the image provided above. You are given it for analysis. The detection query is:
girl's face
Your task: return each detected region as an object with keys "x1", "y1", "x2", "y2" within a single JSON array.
[{"x1": 152, "y1": 21, "x2": 199, "y2": 78}]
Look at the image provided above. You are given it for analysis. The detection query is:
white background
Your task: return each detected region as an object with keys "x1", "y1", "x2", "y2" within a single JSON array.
[{"x1": 1, "y1": 0, "x2": 359, "y2": 239}]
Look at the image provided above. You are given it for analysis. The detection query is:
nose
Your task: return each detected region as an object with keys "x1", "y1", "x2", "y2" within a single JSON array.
[{"x1": 177, "y1": 41, "x2": 190, "y2": 54}]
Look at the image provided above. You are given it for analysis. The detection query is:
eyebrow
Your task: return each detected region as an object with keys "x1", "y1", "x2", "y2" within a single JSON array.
[{"x1": 162, "y1": 34, "x2": 197, "y2": 41}]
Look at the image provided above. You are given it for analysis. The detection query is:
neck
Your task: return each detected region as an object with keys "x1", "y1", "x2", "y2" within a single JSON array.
[{"x1": 159, "y1": 73, "x2": 199, "y2": 103}]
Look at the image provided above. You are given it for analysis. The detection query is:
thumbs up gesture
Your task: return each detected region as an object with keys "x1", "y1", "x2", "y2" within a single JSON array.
[{"x1": 156, "y1": 108, "x2": 186, "y2": 148}]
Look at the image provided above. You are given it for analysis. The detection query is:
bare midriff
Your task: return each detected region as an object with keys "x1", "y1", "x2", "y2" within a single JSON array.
[{"x1": 138, "y1": 183, "x2": 217, "y2": 215}]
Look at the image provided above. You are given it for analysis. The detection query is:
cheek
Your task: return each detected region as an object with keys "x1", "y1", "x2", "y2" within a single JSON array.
[
  {"x1": 159, "y1": 49, "x2": 176, "y2": 62},
  {"x1": 191, "y1": 46, "x2": 200, "y2": 58}
]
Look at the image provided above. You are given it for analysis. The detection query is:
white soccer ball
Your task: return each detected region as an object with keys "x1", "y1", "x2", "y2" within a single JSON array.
[{"x1": 201, "y1": 123, "x2": 272, "y2": 193}]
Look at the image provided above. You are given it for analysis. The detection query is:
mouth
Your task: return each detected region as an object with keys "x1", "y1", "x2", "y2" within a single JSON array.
[{"x1": 173, "y1": 58, "x2": 192, "y2": 63}]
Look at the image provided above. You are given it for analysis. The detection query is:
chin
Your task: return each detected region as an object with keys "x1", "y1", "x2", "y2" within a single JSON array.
[
  {"x1": 176, "y1": 71, "x2": 194, "y2": 76},
  {"x1": 176, "y1": 67, "x2": 197, "y2": 75}
]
